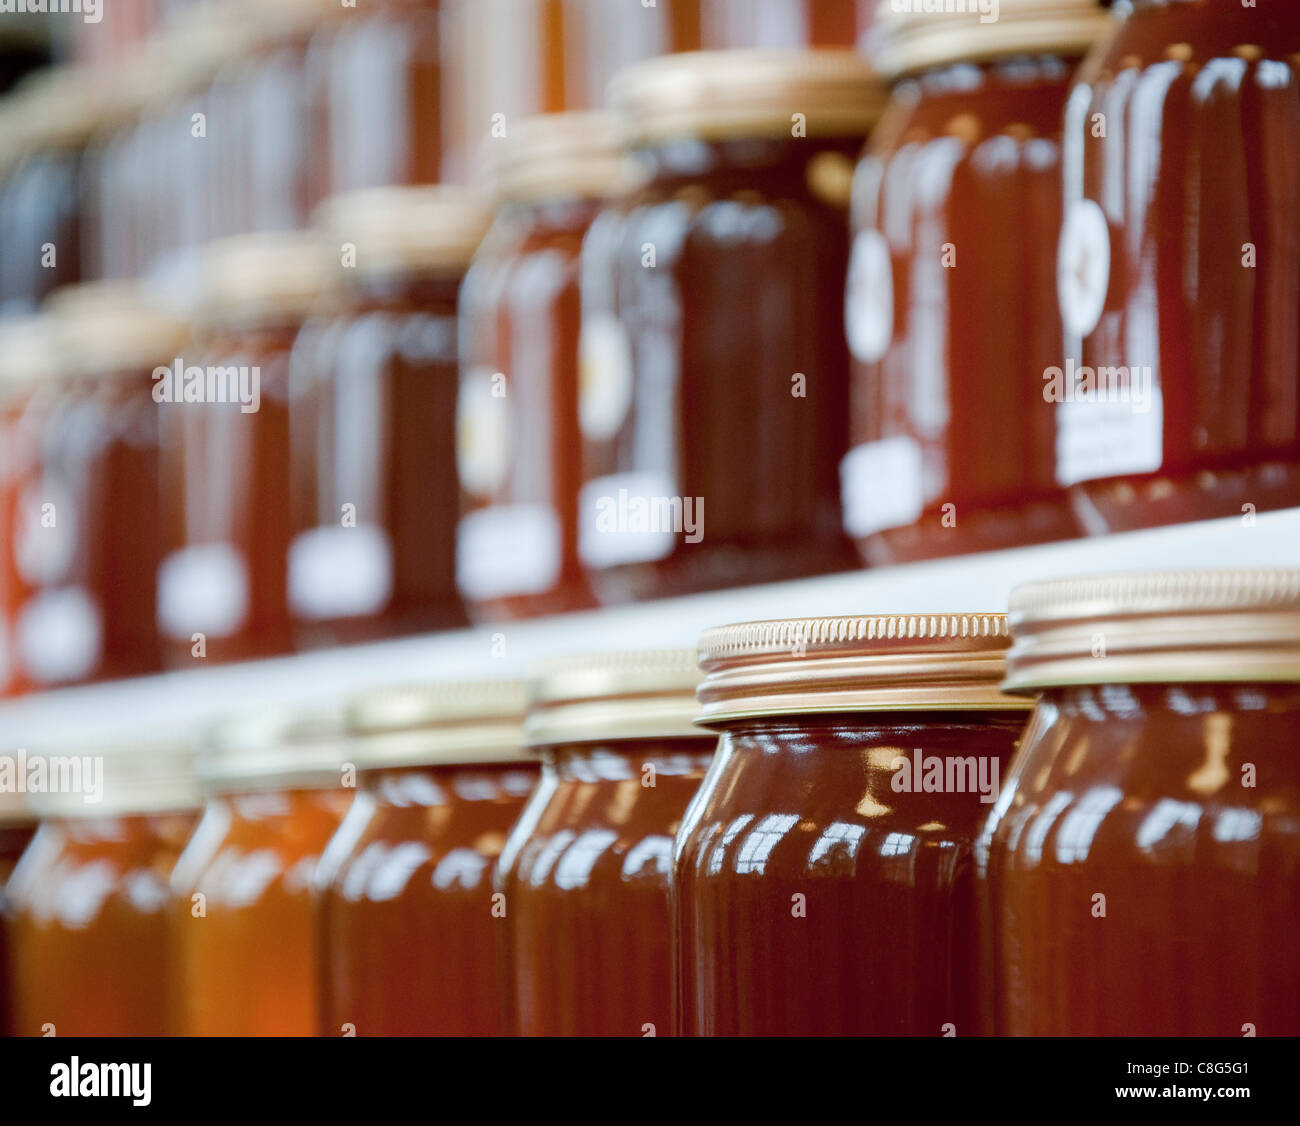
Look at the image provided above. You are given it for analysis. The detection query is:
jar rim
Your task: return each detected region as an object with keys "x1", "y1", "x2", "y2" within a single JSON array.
[
  {"x1": 611, "y1": 48, "x2": 886, "y2": 146},
  {"x1": 347, "y1": 680, "x2": 534, "y2": 769},
  {"x1": 696, "y1": 614, "x2": 1027, "y2": 723},
  {"x1": 526, "y1": 649, "x2": 709, "y2": 746},
  {"x1": 1004, "y1": 569, "x2": 1300, "y2": 693},
  {"x1": 869, "y1": 0, "x2": 1111, "y2": 79}
]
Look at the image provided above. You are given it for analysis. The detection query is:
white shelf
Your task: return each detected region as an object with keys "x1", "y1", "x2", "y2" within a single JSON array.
[{"x1": 3, "y1": 508, "x2": 1298, "y2": 749}]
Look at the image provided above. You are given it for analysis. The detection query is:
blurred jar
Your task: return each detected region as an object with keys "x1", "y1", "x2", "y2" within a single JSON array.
[
  {"x1": 158, "y1": 231, "x2": 325, "y2": 666},
  {"x1": 6, "y1": 730, "x2": 199, "y2": 1036},
  {"x1": 983, "y1": 570, "x2": 1300, "y2": 1035},
  {"x1": 497, "y1": 650, "x2": 714, "y2": 1036},
  {"x1": 311, "y1": 0, "x2": 453, "y2": 193},
  {"x1": 0, "y1": 316, "x2": 56, "y2": 699},
  {"x1": 289, "y1": 188, "x2": 489, "y2": 647},
  {"x1": 0, "y1": 69, "x2": 97, "y2": 311},
  {"x1": 169, "y1": 705, "x2": 350, "y2": 1036},
  {"x1": 0, "y1": 785, "x2": 36, "y2": 1037},
  {"x1": 451, "y1": 0, "x2": 704, "y2": 183},
  {"x1": 579, "y1": 50, "x2": 882, "y2": 603},
  {"x1": 676, "y1": 614, "x2": 1028, "y2": 1036},
  {"x1": 1057, "y1": 2, "x2": 1300, "y2": 533},
  {"x1": 70, "y1": 0, "x2": 161, "y2": 65},
  {"x1": 127, "y1": 4, "x2": 256, "y2": 295},
  {"x1": 208, "y1": 0, "x2": 340, "y2": 240},
  {"x1": 840, "y1": 0, "x2": 1107, "y2": 564},
  {"x1": 10, "y1": 284, "x2": 185, "y2": 688},
  {"x1": 456, "y1": 112, "x2": 622, "y2": 620},
  {"x1": 316, "y1": 680, "x2": 538, "y2": 1036}
]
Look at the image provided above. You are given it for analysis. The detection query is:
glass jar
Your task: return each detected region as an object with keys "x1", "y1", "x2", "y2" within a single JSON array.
[
  {"x1": 10, "y1": 284, "x2": 186, "y2": 688},
  {"x1": 315, "y1": 680, "x2": 538, "y2": 1036},
  {"x1": 208, "y1": 0, "x2": 338, "y2": 240},
  {"x1": 579, "y1": 50, "x2": 883, "y2": 602},
  {"x1": 169, "y1": 705, "x2": 351, "y2": 1036},
  {"x1": 676, "y1": 613, "x2": 1029, "y2": 1036},
  {"x1": 158, "y1": 230, "x2": 326, "y2": 666},
  {"x1": 289, "y1": 188, "x2": 489, "y2": 647},
  {"x1": 497, "y1": 649, "x2": 715, "y2": 1036},
  {"x1": 0, "y1": 788, "x2": 36, "y2": 1037},
  {"x1": 0, "y1": 316, "x2": 56, "y2": 699},
  {"x1": 980, "y1": 569, "x2": 1300, "y2": 1036},
  {"x1": 311, "y1": 0, "x2": 452, "y2": 192},
  {"x1": 455, "y1": 112, "x2": 622, "y2": 620},
  {"x1": 841, "y1": 1, "x2": 1108, "y2": 564},
  {"x1": 1056, "y1": 2, "x2": 1300, "y2": 533},
  {"x1": 5, "y1": 730, "x2": 199, "y2": 1037}
]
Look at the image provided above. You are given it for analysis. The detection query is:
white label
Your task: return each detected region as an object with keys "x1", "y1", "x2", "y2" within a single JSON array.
[
  {"x1": 845, "y1": 228, "x2": 894, "y2": 364},
  {"x1": 456, "y1": 505, "x2": 561, "y2": 602},
  {"x1": 289, "y1": 524, "x2": 394, "y2": 622},
  {"x1": 1058, "y1": 199, "x2": 1111, "y2": 339},
  {"x1": 16, "y1": 587, "x2": 102, "y2": 685},
  {"x1": 840, "y1": 437, "x2": 925, "y2": 538},
  {"x1": 157, "y1": 543, "x2": 250, "y2": 640},
  {"x1": 1056, "y1": 383, "x2": 1165, "y2": 487},
  {"x1": 456, "y1": 367, "x2": 511, "y2": 498},
  {"x1": 579, "y1": 471, "x2": 680, "y2": 569},
  {"x1": 579, "y1": 314, "x2": 635, "y2": 441}
]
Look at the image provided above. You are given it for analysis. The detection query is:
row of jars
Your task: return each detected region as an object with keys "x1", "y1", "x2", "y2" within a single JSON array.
[
  {"x1": 0, "y1": 0, "x2": 871, "y2": 311},
  {"x1": 5, "y1": 0, "x2": 1300, "y2": 690},
  {"x1": 1, "y1": 564, "x2": 1296, "y2": 1037}
]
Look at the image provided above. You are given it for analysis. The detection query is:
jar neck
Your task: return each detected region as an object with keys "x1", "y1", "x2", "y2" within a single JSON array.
[
  {"x1": 497, "y1": 193, "x2": 603, "y2": 236},
  {"x1": 633, "y1": 132, "x2": 861, "y2": 187},
  {"x1": 338, "y1": 269, "x2": 462, "y2": 311},
  {"x1": 544, "y1": 738, "x2": 714, "y2": 781},
  {"x1": 906, "y1": 52, "x2": 1081, "y2": 97},
  {"x1": 1039, "y1": 682, "x2": 1300, "y2": 717}
]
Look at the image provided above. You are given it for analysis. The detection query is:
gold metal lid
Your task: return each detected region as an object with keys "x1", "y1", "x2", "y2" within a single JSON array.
[
  {"x1": 1005, "y1": 569, "x2": 1300, "y2": 693},
  {"x1": 127, "y1": 1, "x2": 256, "y2": 111},
  {"x1": 198, "y1": 230, "x2": 328, "y2": 329},
  {"x1": 610, "y1": 48, "x2": 887, "y2": 145},
  {"x1": 45, "y1": 282, "x2": 189, "y2": 380},
  {"x1": 317, "y1": 187, "x2": 492, "y2": 281},
  {"x1": 235, "y1": 0, "x2": 342, "y2": 45},
  {"x1": 20, "y1": 730, "x2": 200, "y2": 820},
  {"x1": 347, "y1": 680, "x2": 532, "y2": 769},
  {"x1": 485, "y1": 111, "x2": 624, "y2": 204},
  {"x1": 4, "y1": 66, "x2": 107, "y2": 153},
  {"x1": 0, "y1": 314, "x2": 58, "y2": 394},
  {"x1": 697, "y1": 613, "x2": 1028, "y2": 723},
  {"x1": 870, "y1": 0, "x2": 1110, "y2": 78},
  {"x1": 526, "y1": 649, "x2": 710, "y2": 746},
  {"x1": 202, "y1": 704, "x2": 348, "y2": 793}
]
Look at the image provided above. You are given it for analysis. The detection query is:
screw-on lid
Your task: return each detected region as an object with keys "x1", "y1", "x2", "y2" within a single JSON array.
[
  {"x1": 870, "y1": 0, "x2": 1110, "y2": 78},
  {"x1": 1004, "y1": 569, "x2": 1300, "y2": 693},
  {"x1": 526, "y1": 649, "x2": 709, "y2": 746},
  {"x1": 202, "y1": 703, "x2": 348, "y2": 794},
  {"x1": 610, "y1": 48, "x2": 886, "y2": 145},
  {"x1": 0, "y1": 314, "x2": 58, "y2": 396},
  {"x1": 697, "y1": 613, "x2": 1027, "y2": 723},
  {"x1": 316, "y1": 187, "x2": 492, "y2": 281},
  {"x1": 197, "y1": 230, "x2": 329, "y2": 329},
  {"x1": 483, "y1": 111, "x2": 625, "y2": 204},
  {"x1": 44, "y1": 282, "x2": 189, "y2": 380},
  {"x1": 346, "y1": 680, "x2": 532, "y2": 769},
  {"x1": 18, "y1": 729, "x2": 200, "y2": 820}
]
